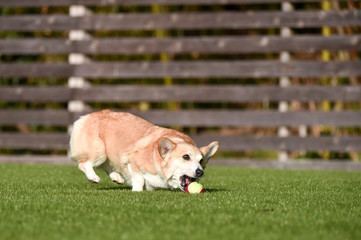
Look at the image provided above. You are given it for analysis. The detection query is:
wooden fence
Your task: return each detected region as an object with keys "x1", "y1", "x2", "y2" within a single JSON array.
[{"x1": 0, "y1": 0, "x2": 360, "y2": 169}]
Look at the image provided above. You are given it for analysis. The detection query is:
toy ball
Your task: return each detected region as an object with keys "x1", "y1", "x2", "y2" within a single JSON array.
[{"x1": 185, "y1": 182, "x2": 204, "y2": 194}]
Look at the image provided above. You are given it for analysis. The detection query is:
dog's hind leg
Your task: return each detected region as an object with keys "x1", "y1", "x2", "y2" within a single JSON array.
[
  {"x1": 78, "y1": 161, "x2": 101, "y2": 183},
  {"x1": 109, "y1": 172, "x2": 124, "y2": 184},
  {"x1": 71, "y1": 115, "x2": 106, "y2": 184},
  {"x1": 101, "y1": 161, "x2": 125, "y2": 184}
]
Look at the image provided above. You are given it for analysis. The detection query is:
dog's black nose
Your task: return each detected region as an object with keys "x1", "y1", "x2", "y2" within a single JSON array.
[{"x1": 195, "y1": 168, "x2": 204, "y2": 177}]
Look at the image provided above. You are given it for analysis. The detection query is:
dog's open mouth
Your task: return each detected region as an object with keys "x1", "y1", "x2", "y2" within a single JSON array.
[{"x1": 180, "y1": 175, "x2": 197, "y2": 191}]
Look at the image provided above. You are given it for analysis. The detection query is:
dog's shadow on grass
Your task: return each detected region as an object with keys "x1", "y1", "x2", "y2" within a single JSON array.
[
  {"x1": 203, "y1": 188, "x2": 227, "y2": 193},
  {"x1": 98, "y1": 186, "x2": 227, "y2": 193},
  {"x1": 98, "y1": 186, "x2": 132, "y2": 191}
]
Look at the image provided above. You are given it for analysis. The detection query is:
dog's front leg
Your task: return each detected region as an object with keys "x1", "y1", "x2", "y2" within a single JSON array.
[
  {"x1": 131, "y1": 173, "x2": 145, "y2": 191},
  {"x1": 145, "y1": 182, "x2": 155, "y2": 191}
]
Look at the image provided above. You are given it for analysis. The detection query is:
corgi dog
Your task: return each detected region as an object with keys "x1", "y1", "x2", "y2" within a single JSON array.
[{"x1": 70, "y1": 110, "x2": 219, "y2": 191}]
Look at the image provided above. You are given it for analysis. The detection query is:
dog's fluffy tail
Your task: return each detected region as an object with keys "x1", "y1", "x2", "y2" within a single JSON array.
[{"x1": 69, "y1": 115, "x2": 87, "y2": 162}]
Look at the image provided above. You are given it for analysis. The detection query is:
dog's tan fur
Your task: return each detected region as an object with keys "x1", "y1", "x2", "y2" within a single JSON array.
[{"x1": 70, "y1": 110, "x2": 219, "y2": 191}]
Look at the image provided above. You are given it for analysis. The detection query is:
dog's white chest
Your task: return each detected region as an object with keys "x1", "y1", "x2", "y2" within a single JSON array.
[{"x1": 143, "y1": 173, "x2": 168, "y2": 189}]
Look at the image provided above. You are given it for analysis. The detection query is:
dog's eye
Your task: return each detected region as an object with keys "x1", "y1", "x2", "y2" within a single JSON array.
[
  {"x1": 182, "y1": 154, "x2": 190, "y2": 160},
  {"x1": 200, "y1": 158, "x2": 203, "y2": 165}
]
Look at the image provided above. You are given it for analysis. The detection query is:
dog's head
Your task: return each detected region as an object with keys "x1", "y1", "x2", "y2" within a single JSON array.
[{"x1": 158, "y1": 138, "x2": 219, "y2": 191}]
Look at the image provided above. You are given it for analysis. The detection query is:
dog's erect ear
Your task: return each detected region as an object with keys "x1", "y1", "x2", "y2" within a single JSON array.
[
  {"x1": 158, "y1": 138, "x2": 176, "y2": 158},
  {"x1": 200, "y1": 141, "x2": 219, "y2": 168}
]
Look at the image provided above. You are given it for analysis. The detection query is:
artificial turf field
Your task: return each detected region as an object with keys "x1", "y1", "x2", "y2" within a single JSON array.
[{"x1": 0, "y1": 164, "x2": 360, "y2": 240}]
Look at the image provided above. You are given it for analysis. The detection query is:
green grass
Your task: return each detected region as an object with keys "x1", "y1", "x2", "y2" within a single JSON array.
[{"x1": 0, "y1": 164, "x2": 360, "y2": 240}]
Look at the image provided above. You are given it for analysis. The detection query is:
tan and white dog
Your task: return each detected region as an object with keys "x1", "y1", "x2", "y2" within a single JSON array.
[{"x1": 70, "y1": 110, "x2": 219, "y2": 191}]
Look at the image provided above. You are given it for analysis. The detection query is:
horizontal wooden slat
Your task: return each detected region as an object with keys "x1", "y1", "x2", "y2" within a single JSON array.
[
  {"x1": 0, "y1": 110, "x2": 71, "y2": 125},
  {"x1": 1, "y1": 110, "x2": 360, "y2": 127},
  {"x1": 0, "y1": 11, "x2": 360, "y2": 31},
  {"x1": 132, "y1": 110, "x2": 361, "y2": 127},
  {"x1": 1, "y1": 85, "x2": 361, "y2": 102},
  {"x1": 209, "y1": 159, "x2": 361, "y2": 171},
  {"x1": 1, "y1": 35, "x2": 361, "y2": 54},
  {"x1": 1, "y1": 61, "x2": 361, "y2": 78},
  {"x1": 0, "y1": 0, "x2": 331, "y2": 7},
  {"x1": 73, "y1": 85, "x2": 361, "y2": 102},
  {"x1": 1, "y1": 155, "x2": 360, "y2": 171},
  {"x1": 0, "y1": 133, "x2": 69, "y2": 150},
  {"x1": 1, "y1": 133, "x2": 360, "y2": 151},
  {"x1": 0, "y1": 86, "x2": 71, "y2": 102},
  {"x1": 0, "y1": 155, "x2": 73, "y2": 165},
  {"x1": 192, "y1": 135, "x2": 361, "y2": 151}
]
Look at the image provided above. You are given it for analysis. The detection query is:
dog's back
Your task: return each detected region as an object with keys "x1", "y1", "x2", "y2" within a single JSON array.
[{"x1": 70, "y1": 110, "x2": 155, "y2": 164}]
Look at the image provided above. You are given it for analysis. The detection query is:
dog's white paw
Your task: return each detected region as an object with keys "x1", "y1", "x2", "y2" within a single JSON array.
[
  {"x1": 132, "y1": 186, "x2": 144, "y2": 192},
  {"x1": 88, "y1": 175, "x2": 101, "y2": 184},
  {"x1": 109, "y1": 172, "x2": 124, "y2": 184}
]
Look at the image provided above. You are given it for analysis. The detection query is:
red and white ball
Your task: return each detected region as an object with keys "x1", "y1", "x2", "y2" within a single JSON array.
[{"x1": 185, "y1": 182, "x2": 204, "y2": 194}]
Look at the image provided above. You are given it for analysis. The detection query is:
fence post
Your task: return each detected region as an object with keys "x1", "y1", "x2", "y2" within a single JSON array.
[
  {"x1": 278, "y1": 1, "x2": 293, "y2": 162},
  {"x1": 67, "y1": 5, "x2": 92, "y2": 157}
]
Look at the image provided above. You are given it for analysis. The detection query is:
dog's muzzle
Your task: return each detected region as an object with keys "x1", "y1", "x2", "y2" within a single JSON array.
[{"x1": 180, "y1": 175, "x2": 197, "y2": 191}]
